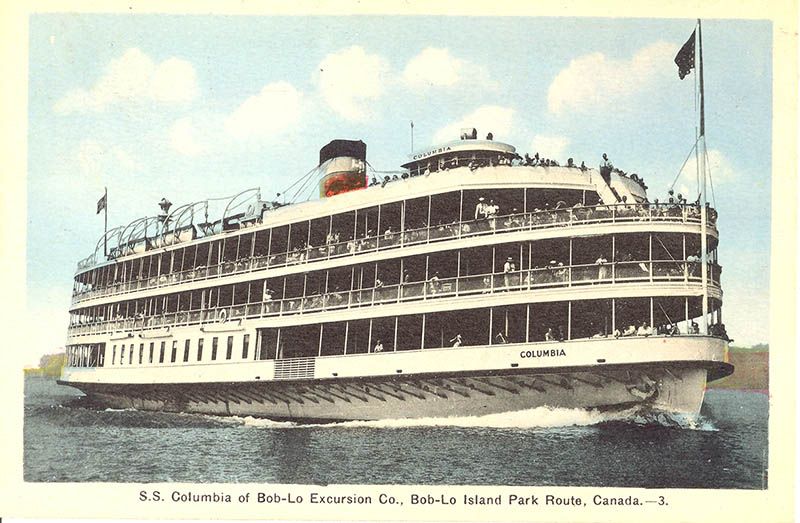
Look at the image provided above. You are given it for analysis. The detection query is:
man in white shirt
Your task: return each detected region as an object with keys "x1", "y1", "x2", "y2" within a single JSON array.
[{"x1": 475, "y1": 197, "x2": 487, "y2": 220}]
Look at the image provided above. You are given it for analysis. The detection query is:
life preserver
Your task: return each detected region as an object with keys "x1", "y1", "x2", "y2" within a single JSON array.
[{"x1": 219, "y1": 309, "x2": 227, "y2": 323}]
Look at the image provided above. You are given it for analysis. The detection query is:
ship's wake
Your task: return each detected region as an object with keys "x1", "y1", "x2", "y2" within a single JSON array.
[{"x1": 221, "y1": 405, "x2": 717, "y2": 431}]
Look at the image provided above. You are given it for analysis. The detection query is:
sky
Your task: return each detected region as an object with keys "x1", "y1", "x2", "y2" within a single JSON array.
[{"x1": 25, "y1": 15, "x2": 772, "y2": 366}]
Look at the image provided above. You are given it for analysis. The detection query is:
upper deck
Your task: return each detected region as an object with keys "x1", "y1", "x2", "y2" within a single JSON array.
[{"x1": 75, "y1": 136, "x2": 655, "y2": 274}]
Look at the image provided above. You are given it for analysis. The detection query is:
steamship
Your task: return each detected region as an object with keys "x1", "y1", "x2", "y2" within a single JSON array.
[{"x1": 59, "y1": 133, "x2": 732, "y2": 421}]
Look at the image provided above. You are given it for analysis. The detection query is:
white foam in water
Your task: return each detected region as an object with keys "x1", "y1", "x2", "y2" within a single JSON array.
[
  {"x1": 328, "y1": 405, "x2": 643, "y2": 429},
  {"x1": 629, "y1": 409, "x2": 718, "y2": 431},
  {"x1": 208, "y1": 415, "x2": 300, "y2": 429},
  {"x1": 192, "y1": 406, "x2": 717, "y2": 431}
]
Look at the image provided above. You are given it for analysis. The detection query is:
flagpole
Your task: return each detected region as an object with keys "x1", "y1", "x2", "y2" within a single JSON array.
[
  {"x1": 103, "y1": 187, "x2": 108, "y2": 258},
  {"x1": 697, "y1": 18, "x2": 709, "y2": 335}
]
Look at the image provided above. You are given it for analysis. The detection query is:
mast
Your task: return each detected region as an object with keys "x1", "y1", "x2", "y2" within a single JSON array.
[
  {"x1": 103, "y1": 187, "x2": 108, "y2": 258},
  {"x1": 698, "y1": 19, "x2": 709, "y2": 335}
]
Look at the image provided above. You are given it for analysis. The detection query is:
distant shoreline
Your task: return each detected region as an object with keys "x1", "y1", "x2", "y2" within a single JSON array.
[{"x1": 706, "y1": 346, "x2": 768, "y2": 392}]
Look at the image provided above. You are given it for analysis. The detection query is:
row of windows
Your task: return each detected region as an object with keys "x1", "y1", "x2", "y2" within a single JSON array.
[
  {"x1": 251, "y1": 296, "x2": 720, "y2": 360},
  {"x1": 106, "y1": 334, "x2": 250, "y2": 367},
  {"x1": 66, "y1": 343, "x2": 105, "y2": 368},
  {"x1": 70, "y1": 232, "x2": 718, "y2": 326},
  {"x1": 74, "y1": 187, "x2": 600, "y2": 293},
  {"x1": 67, "y1": 295, "x2": 724, "y2": 370}
]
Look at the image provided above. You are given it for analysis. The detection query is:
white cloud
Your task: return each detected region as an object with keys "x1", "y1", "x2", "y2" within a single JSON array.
[
  {"x1": 529, "y1": 135, "x2": 570, "y2": 161},
  {"x1": 433, "y1": 106, "x2": 514, "y2": 144},
  {"x1": 169, "y1": 117, "x2": 205, "y2": 156},
  {"x1": 403, "y1": 47, "x2": 499, "y2": 91},
  {"x1": 77, "y1": 139, "x2": 139, "y2": 180},
  {"x1": 224, "y1": 81, "x2": 303, "y2": 140},
  {"x1": 54, "y1": 48, "x2": 199, "y2": 114},
  {"x1": 404, "y1": 48, "x2": 462, "y2": 88},
  {"x1": 547, "y1": 41, "x2": 675, "y2": 115},
  {"x1": 316, "y1": 46, "x2": 390, "y2": 121},
  {"x1": 681, "y1": 148, "x2": 737, "y2": 187},
  {"x1": 150, "y1": 57, "x2": 200, "y2": 103}
]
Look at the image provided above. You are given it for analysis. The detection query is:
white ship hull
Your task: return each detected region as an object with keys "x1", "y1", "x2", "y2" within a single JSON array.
[{"x1": 60, "y1": 337, "x2": 731, "y2": 421}]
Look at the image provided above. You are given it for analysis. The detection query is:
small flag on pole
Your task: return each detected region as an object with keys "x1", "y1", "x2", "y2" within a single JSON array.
[
  {"x1": 96, "y1": 192, "x2": 107, "y2": 214},
  {"x1": 674, "y1": 30, "x2": 696, "y2": 80}
]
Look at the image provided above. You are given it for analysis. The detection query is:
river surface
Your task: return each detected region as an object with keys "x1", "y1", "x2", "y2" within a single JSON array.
[{"x1": 23, "y1": 376, "x2": 768, "y2": 488}]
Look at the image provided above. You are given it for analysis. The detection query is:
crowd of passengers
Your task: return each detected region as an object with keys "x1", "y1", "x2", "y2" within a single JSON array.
[
  {"x1": 369, "y1": 147, "x2": 648, "y2": 191},
  {"x1": 71, "y1": 250, "x2": 715, "y2": 331},
  {"x1": 73, "y1": 191, "x2": 716, "y2": 298},
  {"x1": 372, "y1": 320, "x2": 732, "y2": 352}
]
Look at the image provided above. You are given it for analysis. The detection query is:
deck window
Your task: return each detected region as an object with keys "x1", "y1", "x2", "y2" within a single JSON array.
[
  {"x1": 242, "y1": 334, "x2": 250, "y2": 359},
  {"x1": 226, "y1": 336, "x2": 233, "y2": 360},
  {"x1": 139, "y1": 343, "x2": 144, "y2": 365},
  {"x1": 211, "y1": 337, "x2": 218, "y2": 360},
  {"x1": 256, "y1": 329, "x2": 277, "y2": 360},
  {"x1": 159, "y1": 341, "x2": 165, "y2": 363},
  {"x1": 183, "y1": 339, "x2": 190, "y2": 362},
  {"x1": 197, "y1": 338, "x2": 204, "y2": 361},
  {"x1": 112, "y1": 345, "x2": 116, "y2": 365},
  {"x1": 120, "y1": 345, "x2": 125, "y2": 365},
  {"x1": 149, "y1": 342, "x2": 154, "y2": 364}
]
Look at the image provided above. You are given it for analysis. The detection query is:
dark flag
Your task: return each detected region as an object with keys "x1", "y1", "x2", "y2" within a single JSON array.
[
  {"x1": 96, "y1": 192, "x2": 107, "y2": 214},
  {"x1": 674, "y1": 30, "x2": 696, "y2": 79}
]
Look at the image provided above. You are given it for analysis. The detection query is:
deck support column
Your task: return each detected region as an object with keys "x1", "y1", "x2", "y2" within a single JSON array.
[
  {"x1": 343, "y1": 321, "x2": 349, "y2": 355},
  {"x1": 393, "y1": 317, "x2": 398, "y2": 351},
  {"x1": 611, "y1": 298, "x2": 616, "y2": 333},
  {"x1": 525, "y1": 304, "x2": 530, "y2": 342},
  {"x1": 567, "y1": 301, "x2": 572, "y2": 340}
]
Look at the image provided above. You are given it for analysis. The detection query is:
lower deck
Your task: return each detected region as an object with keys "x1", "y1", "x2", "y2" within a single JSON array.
[{"x1": 60, "y1": 336, "x2": 732, "y2": 419}]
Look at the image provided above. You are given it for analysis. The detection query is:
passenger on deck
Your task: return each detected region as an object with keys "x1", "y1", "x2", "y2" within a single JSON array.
[
  {"x1": 475, "y1": 197, "x2": 487, "y2": 219},
  {"x1": 450, "y1": 334, "x2": 463, "y2": 347},
  {"x1": 495, "y1": 332, "x2": 507, "y2": 344},
  {"x1": 690, "y1": 321, "x2": 700, "y2": 334},
  {"x1": 428, "y1": 272, "x2": 440, "y2": 294},
  {"x1": 567, "y1": 158, "x2": 575, "y2": 168},
  {"x1": 503, "y1": 257, "x2": 516, "y2": 287},
  {"x1": 545, "y1": 328, "x2": 555, "y2": 341},
  {"x1": 486, "y1": 199, "x2": 499, "y2": 229},
  {"x1": 375, "y1": 278, "x2": 384, "y2": 288},
  {"x1": 622, "y1": 325, "x2": 637, "y2": 337},
  {"x1": 373, "y1": 340, "x2": 384, "y2": 352},
  {"x1": 595, "y1": 255, "x2": 609, "y2": 279},
  {"x1": 637, "y1": 322, "x2": 652, "y2": 336}
]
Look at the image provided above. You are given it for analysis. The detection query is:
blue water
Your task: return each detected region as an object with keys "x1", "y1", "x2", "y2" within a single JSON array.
[{"x1": 24, "y1": 377, "x2": 768, "y2": 488}]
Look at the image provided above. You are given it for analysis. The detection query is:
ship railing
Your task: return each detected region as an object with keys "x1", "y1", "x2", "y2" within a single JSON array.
[
  {"x1": 71, "y1": 203, "x2": 716, "y2": 304},
  {"x1": 68, "y1": 260, "x2": 722, "y2": 336}
]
